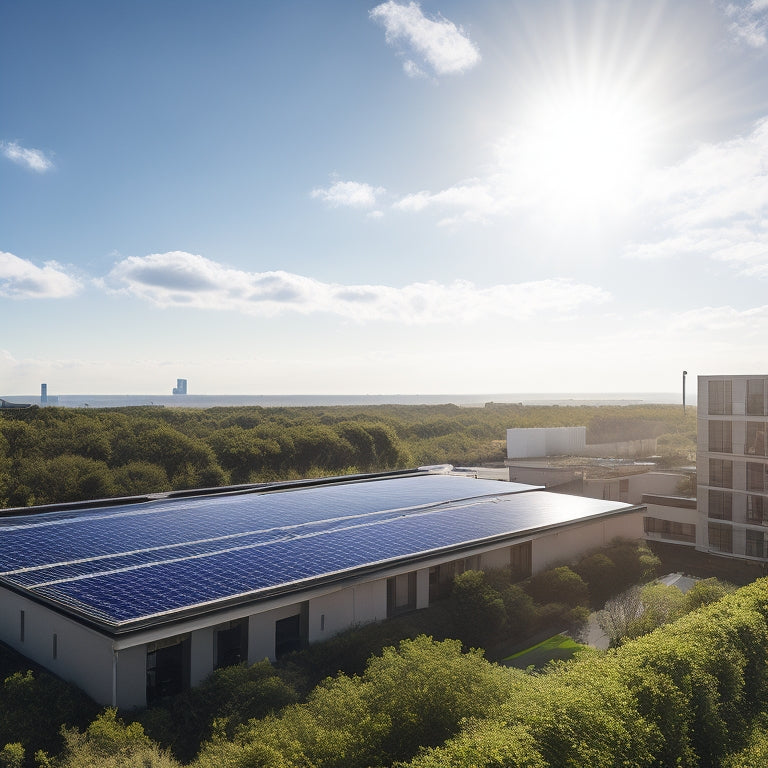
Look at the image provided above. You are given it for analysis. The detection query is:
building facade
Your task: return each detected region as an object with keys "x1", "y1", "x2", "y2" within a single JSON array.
[
  {"x1": 0, "y1": 469, "x2": 644, "y2": 709},
  {"x1": 698, "y1": 375, "x2": 768, "y2": 562}
]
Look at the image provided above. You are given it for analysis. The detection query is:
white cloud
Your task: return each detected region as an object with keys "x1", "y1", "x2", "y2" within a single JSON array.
[
  {"x1": 370, "y1": 1, "x2": 480, "y2": 77},
  {"x1": 722, "y1": 0, "x2": 768, "y2": 47},
  {"x1": 394, "y1": 182, "x2": 496, "y2": 223},
  {"x1": 669, "y1": 303, "x2": 768, "y2": 333},
  {"x1": 0, "y1": 252, "x2": 80, "y2": 298},
  {"x1": 624, "y1": 116, "x2": 768, "y2": 276},
  {"x1": 311, "y1": 180, "x2": 385, "y2": 209},
  {"x1": 1, "y1": 141, "x2": 54, "y2": 173},
  {"x1": 102, "y1": 251, "x2": 609, "y2": 323}
]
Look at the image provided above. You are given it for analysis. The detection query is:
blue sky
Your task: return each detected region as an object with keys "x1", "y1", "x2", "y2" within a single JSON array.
[{"x1": 2, "y1": 0, "x2": 768, "y2": 395}]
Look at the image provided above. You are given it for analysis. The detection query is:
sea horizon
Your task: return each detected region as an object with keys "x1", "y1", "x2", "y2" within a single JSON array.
[{"x1": 2, "y1": 391, "x2": 691, "y2": 409}]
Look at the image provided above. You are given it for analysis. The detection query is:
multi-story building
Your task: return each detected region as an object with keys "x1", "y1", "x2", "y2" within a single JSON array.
[{"x1": 698, "y1": 375, "x2": 768, "y2": 562}]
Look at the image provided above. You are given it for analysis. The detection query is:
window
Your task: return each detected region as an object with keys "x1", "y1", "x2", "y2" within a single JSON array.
[
  {"x1": 746, "y1": 530, "x2": 767, "y2": 558},
  {"x1": 708, "y1": 523, "x2": 733, "y2": 553},
  {"x1": 429, "y1": 562, "x2": 455, "y2": 601},
  {"x1": 510, "y1": 541, "x2": 532, "y2": 578},
  {"x1": 746, "y1": 422, "x2": 767, "y2": 456},
  {"x1": 708, "y1": 380, "x2": 732, "y2": 415},
  {"x1": 747, "y1": 462, "x2": 767, "y2": 492},
  {"x1": 747, "y1": 379, "x2": 765, "y2": 416},
  {"x1": 747, "y1": 495, "x2": 767, "y2": 525},
  {"x1": 146, "y1": 634, "x2": 191, "y2": 704},
  {"x1": 708, "y1": 421, "x2": 732, "y2": 453},
  {"x1": 215, "y1": 618, "x2": 249, "y2": 669},
  {"x1": 619, "y1": 478, "x2": 629, "y2": 501},
  {"x1": 644, "y1": 517, "x2": 696, "y2": 543},
  {"x1": 387, "y1": 572, "x2": 417, "y2": 617},
  {"x1": 19, "y1": 611, "x2": 24, "y2": 643},
  {"x1": 708, "y1": 490, "x2": 733, "y2": 520},
  {"x1": 275, "y1": 615, "x2": 304, "y2": 658},
  {"x1": 52, "y1": 634, "x2": 58, "y2": 660},
  {"x1": 709, "y1": 459, "x2": 733, "y2": 488}
]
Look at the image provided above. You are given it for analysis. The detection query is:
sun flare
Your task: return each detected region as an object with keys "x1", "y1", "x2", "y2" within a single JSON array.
[{"x1": 518, "y1": 85, "x2": 651, "y2": 216}]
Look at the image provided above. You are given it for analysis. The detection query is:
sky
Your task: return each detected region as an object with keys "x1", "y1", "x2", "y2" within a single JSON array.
[{"x1": 2, "y1": 0, "x2": 768, "y2": 396}]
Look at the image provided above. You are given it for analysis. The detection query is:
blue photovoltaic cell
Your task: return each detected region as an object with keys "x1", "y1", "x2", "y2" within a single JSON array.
[{"x1": 0, "y1": 473, "x2": 632, "y2": 627}]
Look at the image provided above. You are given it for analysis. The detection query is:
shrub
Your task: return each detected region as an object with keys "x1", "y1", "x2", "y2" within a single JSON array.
[
  {"x1": 501, "y1": 585, "x2": 537, "y2": 641},
  {"x1": 450, "y1": 571, "x2": 506, "y2": 647},
  {"x1": 526, "y1": 566, "x2": 589, "y2": 607},
  {"x1": 574, "y1": 553, "x2": 617, "y2": 606}
]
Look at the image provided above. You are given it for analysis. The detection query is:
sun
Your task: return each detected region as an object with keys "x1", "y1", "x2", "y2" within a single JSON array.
[{"x1": 517, "y1": 84, "x2": 652, "y2": 217}]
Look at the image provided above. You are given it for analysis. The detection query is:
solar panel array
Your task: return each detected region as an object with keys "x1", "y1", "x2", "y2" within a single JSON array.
[{"x1": 0, "y1": 473, "x2": 632, "y2": 628}]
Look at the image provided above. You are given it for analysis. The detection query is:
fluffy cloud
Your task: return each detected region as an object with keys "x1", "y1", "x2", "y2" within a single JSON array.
[
  {"x1": 1, "y1": 141, "x2": 53, "y2": 173},
  {"x1": 311, "y1": 180, "x2": 385, "y2": 209},
  {"x1": 624, "y1": 116, "x2": 768, "y2": 276},
  {"x1": 0, "y1": 252, "x2": 80, "y2": 298},
  {"x1": 103, "y1": 251, "x2": 609, "y2": 323},
  {"x1": 370, "y1": 1, "x2": 480, "y2": 77},
  {"x1": 722, "y1": 0, "x2": 768, "y2": 47}
]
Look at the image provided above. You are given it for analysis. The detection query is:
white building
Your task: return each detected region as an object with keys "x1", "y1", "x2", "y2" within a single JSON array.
[
  {"x1": 0, "y1": 468, "x2": 644, "y2": 709},
  {"x1": 507, "y1": 427, "x2": 586, "y2": 458},
  {"x1": 697, "y1": 375, "x2": 768, "y2": 562}
]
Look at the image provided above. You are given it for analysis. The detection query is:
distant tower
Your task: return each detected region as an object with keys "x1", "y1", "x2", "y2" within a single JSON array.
[
  {"x1": 41, "y1": 383, "x2": 48, "y2": 406},
  {"x1": 172, "y1": 378, "x2": 188, "y2": 395}
]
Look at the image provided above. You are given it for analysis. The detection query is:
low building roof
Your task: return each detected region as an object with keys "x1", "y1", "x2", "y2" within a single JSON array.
[{"x1": 0, "y1": 469, "x2": 637, "y2": 634}]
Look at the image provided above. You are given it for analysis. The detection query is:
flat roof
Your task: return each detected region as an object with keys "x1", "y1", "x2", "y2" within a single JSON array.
[{"x1": 0, "y1": 471, "x2": 636, "y2": 633}]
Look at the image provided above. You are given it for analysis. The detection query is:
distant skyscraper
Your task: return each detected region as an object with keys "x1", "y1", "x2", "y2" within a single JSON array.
[
  {"x1": 41, "y1": 383, "x2": 47, "y2": 406},
  {"x1": 172, "y1": 378, "x2": 188, "y2": 395}
]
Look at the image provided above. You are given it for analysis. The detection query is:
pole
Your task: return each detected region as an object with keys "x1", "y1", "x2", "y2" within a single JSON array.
[{"x1": 682, "y1": 370, "x2": 687, "y2": 414}]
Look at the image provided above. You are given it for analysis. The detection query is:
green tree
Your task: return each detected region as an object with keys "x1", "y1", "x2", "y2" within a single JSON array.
[
  {"x1": 526, "y1": 566, "x2": 589, "y2": 607},
  {"x1": 450, "y1": 571, "x2": 506, "y2": 647},
  {"x1": 58, "y1": 710, "x2": 179, "y2": 768}
]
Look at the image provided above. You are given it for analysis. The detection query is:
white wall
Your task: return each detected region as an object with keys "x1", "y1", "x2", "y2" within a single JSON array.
[
  {"x1": 584, "y1": 472, "x2": 688, "y2": 504},
  {"x1": 115, "y1": 645, "x2": 147, "y2": 709},
  {"x1": 507, "y1": 427, "x2": 586, "y2": 458},
  {"x1": 0, "y1": 589, "x2": 115, "y2": 705},
  {"x1": 531, "y1": 511, "x2": 645, "y2": 573}
]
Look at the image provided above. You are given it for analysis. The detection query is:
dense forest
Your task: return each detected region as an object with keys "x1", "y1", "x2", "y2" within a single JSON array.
[{"x1": 0, "y1": 403, "x2": 696, "y2": 507}]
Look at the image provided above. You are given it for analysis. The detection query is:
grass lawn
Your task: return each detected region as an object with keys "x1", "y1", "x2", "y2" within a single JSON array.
[{"x1": 502, "y1": 634, "x2": 585, "y2": 669}]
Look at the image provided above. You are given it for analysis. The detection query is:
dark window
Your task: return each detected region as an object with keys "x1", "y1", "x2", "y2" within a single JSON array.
[
  {"x1": 275, "y1": 614, "x2": 304, "y2": 658},
  {"x1": 746, "y1": 530, "x2": 767, "y2": 558},
  {"x1": 146, "y1": 635, "x2": 191, "y2": 704},
  {"x1": 708, "y1": 421, "x2": 732, "y2": 453},
  {"x1": 709, "y1": 459, "x2": 733, "y2": 488},
  {"x1": 619, "y1": 478, "x2": 630, "y2": 501},
  {"x1": 708, "y1": 490, "x2": 733, "y2": 520},
  {"x1": 747, "y1": 379, "x2": 765, "y2": 416},
  {"x1": 747, "y1": 462, "x2": 766, "y2": 492},
  {"x1": 644, "y1": 517, "x2": 696, "y2": 543},
  {"x1": 52, "y1": 634, "x2": 57, "y2": 660},
  {"x1": 708, "y1": 523, "x2": 733, "y2": 553},
  {"x1": 387, "y1": 572, "x2": 417, "y2": 617},
  {"x1": 747, "y1": 495, "x2": 767, "y2": 525},
  {"x1": 19, "y1": 611, "x2": 24, "y2": 643},
  {"x1": 746, "y1": 423, "x2": 767, "y2": 456},
  {"x1": 510, "y1": 541, "x2": 532, "y2": 579},
  {"x1": 708, "y1": 380, "x2": 732, "y2": 415},
  {"x1": 429, "y1": 562, "x2": 455, "y2": 601},
  {"x1": 215, "y1": 618, "x2": 249, "y2": 669}
]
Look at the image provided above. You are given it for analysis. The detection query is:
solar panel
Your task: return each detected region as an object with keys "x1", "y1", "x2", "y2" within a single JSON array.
[{"x1": 0, "y1": 474, "x2": 632, "y2": 628}]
